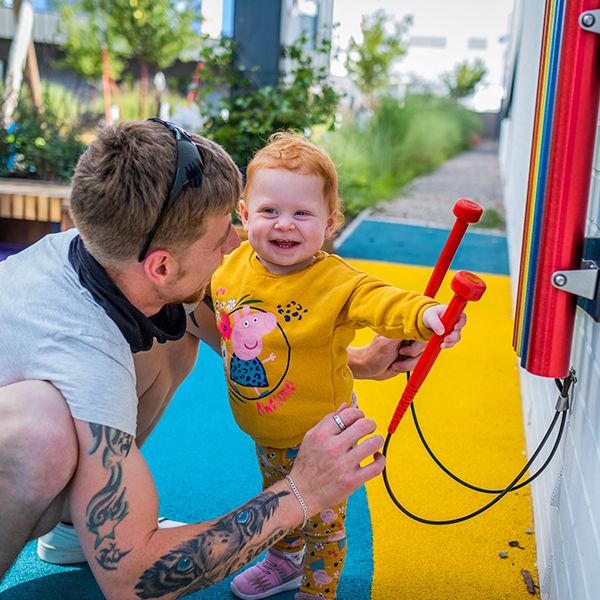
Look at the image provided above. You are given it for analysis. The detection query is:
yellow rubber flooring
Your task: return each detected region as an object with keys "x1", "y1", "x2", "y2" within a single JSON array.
[{"x1": 349, "y1": 259, "x2": 538, "y2": 599}]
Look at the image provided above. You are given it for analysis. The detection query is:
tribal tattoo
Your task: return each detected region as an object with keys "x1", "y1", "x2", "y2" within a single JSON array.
[
  {"x1": 134, "y1": 490, "x2": 289, "y2": 599},
  {"x1": 86, "y1": 423, "x2": 133, "y2": 570}
]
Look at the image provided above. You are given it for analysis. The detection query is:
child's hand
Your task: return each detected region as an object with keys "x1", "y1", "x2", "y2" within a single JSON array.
[{"x1": 422, "y1": 305, "x2": 467, "y2": 349}]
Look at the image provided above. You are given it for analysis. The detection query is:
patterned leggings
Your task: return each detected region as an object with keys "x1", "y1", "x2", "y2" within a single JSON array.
[{"x1": 256, "y1": 444, "x2": 347, "y2": 599}]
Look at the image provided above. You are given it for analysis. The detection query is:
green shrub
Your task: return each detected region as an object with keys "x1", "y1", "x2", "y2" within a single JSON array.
[
  {"x1": 473, "y1": 207, "x2": 505, "y2": 229},
  {"x1": 38, "y1": 82, "x2": 85, "y2": 127},
  {"x1": 200, "y1": 34, "x2": 341, "y2": 168},
  {"x1": 319, "y1": 94, "x2": 483, "y2": 221},
  {"x1": 0, "y1": 88, "x2": 86, "y2": 182},
  {"x1": 90, "y1": 83, "x2": 188, "y2": 121}
]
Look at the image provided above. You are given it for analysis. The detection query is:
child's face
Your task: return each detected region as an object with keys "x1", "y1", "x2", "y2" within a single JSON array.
[{"x1": 240, "y1": 168, "x2": 335, "y2": 275}]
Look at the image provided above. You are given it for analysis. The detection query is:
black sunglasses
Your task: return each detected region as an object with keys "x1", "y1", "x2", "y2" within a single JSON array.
[{"x1": 138, "y1": 118, "x2": 205, "y2": 262}]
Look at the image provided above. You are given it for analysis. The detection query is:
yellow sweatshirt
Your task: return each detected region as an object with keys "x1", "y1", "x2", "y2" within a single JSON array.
[{"x1": 211, "y1": 241, "x2": 437, "y2": 447}]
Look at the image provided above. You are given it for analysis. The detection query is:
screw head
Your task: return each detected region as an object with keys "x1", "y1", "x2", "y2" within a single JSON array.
[
  {"x1": 553, "y1": 274, "x2": 567, "y2": 287},
  {"x1": 582, "y1": 13, "x2": 596, "y2": 27}
]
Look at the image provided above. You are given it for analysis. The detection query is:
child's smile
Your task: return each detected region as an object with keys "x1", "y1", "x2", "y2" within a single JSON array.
[{"x1": 241, "y1": 168, "x2": 335, "y2": 275}]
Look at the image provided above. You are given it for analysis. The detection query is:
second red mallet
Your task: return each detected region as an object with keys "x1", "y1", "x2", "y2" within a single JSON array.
[{"x1": 388, "y1": 270, "x2": 487, "y2": 434}]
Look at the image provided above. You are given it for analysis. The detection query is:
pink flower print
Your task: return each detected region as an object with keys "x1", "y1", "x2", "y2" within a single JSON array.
[
  {"x1": 312, "y1": 570, "x2": 332, "y2": 586},
  {"x1": 215, "y1": 288, "x2": 226, "y2": 296},
  {"x1": 218, "y1": 312, "x2": 232, "y2": 340},
  {"x1": 319, "y1": 508, "x2": 337, "y2": 524}
]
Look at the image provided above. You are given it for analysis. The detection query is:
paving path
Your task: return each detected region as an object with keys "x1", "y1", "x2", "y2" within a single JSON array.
[
  {"x1": 371, "y1": 140, "x2": 505, "y2": 231},
  {"x1": 335, "y1": 139, "x2": 509, "y2": 273}
]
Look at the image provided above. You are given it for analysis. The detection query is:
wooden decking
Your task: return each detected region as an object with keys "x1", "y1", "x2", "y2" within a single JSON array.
[{"x1": 0, "y1": 179, "x2": 70, "y2": 224}]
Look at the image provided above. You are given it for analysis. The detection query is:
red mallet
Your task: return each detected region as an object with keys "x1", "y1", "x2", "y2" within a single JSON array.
[
  {"x1": 424, "y1": 199, "x2": 483, "y2": 299},
  {"x1": 388, "y1": 271, "x2": 486, "y2": 434}
]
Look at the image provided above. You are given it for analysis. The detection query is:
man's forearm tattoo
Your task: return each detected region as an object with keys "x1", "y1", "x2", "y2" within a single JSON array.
[
  {"x1": 86, "y1": 423, "x2": 133, "y2": 570},
  {"x1": 134, "y1": 490, "x2": 289, "y2": 599}
]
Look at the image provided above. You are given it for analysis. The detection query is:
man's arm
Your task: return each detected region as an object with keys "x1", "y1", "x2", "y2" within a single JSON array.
[
  {"x1": 348, "y1": 315, "x2": 466, "y2": 381},
  {"x1": 348, "y1": 336, "x2": 426, "y2": 380},
  {"x1": 186, "y1": 301, "x2": 220, "y2": 354},
  {"x1": 68, "y1": 406, "x2": 383, "y2": 599}
]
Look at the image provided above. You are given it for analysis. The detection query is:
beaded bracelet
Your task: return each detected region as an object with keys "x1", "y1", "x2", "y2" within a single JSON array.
[{"x1": 285, "y1": 474, "x2": 309, "y2": 528}]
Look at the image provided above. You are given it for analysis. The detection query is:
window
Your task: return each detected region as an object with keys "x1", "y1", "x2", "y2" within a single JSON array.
[
  {"x1": 467, "y1": 38, "x2": 487, "y2": 50},
  {"x1": 410, "y1": 36, "x2": 447, "y2": 48}
]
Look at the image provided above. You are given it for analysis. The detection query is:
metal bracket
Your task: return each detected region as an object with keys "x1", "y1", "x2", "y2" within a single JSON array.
[
  {"x1": 551, "y1": 238, "x2": 600, "y2": 322},
  {"x1": 580, "y1": 10, "x2": 600, "y2": 34},
  {"x1": 551, "y1": 263, "x2": 598, "y2": 299}
]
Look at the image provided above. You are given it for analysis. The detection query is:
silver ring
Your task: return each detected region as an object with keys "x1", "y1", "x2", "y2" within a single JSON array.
[{"x1": 333, "y1": 414, "x2": 346, "y2": 431}]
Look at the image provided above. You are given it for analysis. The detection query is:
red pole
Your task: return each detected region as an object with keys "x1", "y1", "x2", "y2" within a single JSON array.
[
  {"x1": 526, "y1": 0, "x2": 600, "y2": 377},
  {"x1": 187, "y1": 61, "x2": 205, "y2": 106},
  {"x1": 388, "y1": 271, "x2": 487, "y2": 434},
  {"x1": 424, "y1": 199, "x2": 483, "y2": 298}
]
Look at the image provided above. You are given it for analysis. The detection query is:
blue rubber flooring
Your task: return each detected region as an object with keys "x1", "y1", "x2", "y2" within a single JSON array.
[
  {"x1": 0, "y1": 347, "x2": 374, "y2": 600},
  {"x1": 0, "y1": 217, "x2": 509, "y2": 598},
  {"x1": 336, "y1": 219, "x2": 509, "y2": 275}
]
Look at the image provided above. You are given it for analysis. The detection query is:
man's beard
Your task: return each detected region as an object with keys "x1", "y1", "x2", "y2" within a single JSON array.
[{"x1": 175, "y1": 285, "x2": 207, "y2": 305}]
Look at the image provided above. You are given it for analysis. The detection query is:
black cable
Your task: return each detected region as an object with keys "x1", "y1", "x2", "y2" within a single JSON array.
[
  {"x1": 408, "y1": 374, "x2": 572, "y2": 493},
  {"x1": 382, "y1": 408, "x2": 566, "y2": 525},
  {"x1": 409, "y1": 402, "x2": 564, "y2": 493}
]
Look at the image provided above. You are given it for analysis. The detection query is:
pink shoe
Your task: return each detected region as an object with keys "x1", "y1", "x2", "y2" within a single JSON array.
[{"x1": 230, "y1": 549, "x2": 304, "y2": 599}]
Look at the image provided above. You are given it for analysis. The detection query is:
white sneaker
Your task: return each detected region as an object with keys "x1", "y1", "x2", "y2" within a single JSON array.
[
  {"x1": 156, "y1": 517, "x2": 186, "y2": 529},
  {"x1": 37, "y1": 518, "x2": 186, "y2": 565},
  {"x1": 37, "y1": 522, "x2": 85, "y2": 564}
]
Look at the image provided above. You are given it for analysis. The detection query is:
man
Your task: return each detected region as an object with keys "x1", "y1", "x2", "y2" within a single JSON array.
[{"x1": 0, "y1": 120, "x2": 462, "y2": 599}]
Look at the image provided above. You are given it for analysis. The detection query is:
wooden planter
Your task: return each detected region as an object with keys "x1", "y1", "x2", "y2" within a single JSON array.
[{"x1": 0, "y1": 179, "x2": 71, "y2": 245}]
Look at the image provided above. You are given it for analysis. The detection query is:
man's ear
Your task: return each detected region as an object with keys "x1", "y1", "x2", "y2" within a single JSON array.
[
  {"x1": 142, "y1": 249, "x2": 177, "y2": 286},
  {"x1": 239, "y1": 199, "x2": 250, "y2": 231}
]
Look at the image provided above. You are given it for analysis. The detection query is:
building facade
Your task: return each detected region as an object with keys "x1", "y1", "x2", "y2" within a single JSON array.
[{"x1": 499, "y1": 1, "x2": 600, "y2": 598}]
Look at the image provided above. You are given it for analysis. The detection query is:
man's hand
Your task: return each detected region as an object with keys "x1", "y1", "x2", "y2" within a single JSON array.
[
  {"x1": 422, "y1": 305, "x2": 467, "y2": 349},
  {"x1": 289, "y1": 405, "x2": 385, "y2": 516},
  {"x1": 349, "y1": 307, "x2": 467, "y2": 381},
  {"x1": 349, "y1": 336, "x2": 427, "y2": 380}
]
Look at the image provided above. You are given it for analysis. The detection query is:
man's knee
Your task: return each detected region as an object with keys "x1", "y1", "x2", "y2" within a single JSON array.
[{"x1": 0, "y1": 381, "x2": 78, "y2": 503}]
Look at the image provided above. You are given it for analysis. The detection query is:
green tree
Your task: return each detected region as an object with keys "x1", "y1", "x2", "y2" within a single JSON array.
[
  {"x1": 56, "y1": 0, "x2": 199, "y2": 118},
  {"x1": 200, "y1": 35, "x2": 341, "y2": 168},
  {"x1": 56, "y1": 0, "x2": 126, "y2": 81},
  {"x1": 344, "y1": 10, "x2": 412, "y2": 109},
  {"x1": 112, "y1": 0, "x2": 197, "y2": 118},
  {"x1": 442, "y1": 59, "x2": 487, "y2": 99}
]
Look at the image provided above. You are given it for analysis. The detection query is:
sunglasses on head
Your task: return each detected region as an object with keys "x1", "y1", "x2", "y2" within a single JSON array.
[{"x1": 138, "y1": 118, "x2": 205, "y2": 262}]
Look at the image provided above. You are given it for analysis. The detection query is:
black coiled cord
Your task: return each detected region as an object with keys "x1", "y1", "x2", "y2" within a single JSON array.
[{"x1": 382, "y1": 374, "x2": 571, "y2": 524}]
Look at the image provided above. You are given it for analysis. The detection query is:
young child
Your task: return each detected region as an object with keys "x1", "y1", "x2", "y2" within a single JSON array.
[{"x1": 211, "y1": 132, "x2": 460, "y2": 600}]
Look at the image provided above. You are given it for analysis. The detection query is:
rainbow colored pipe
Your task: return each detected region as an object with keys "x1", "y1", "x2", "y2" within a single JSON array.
[{"x1": 514, "y1": 0, "x2": 600, "y2": 378}]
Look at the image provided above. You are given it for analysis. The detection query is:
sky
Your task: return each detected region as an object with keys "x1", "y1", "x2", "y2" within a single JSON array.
[
  {"x1": 200, "y1": 0, "x2": 517, "y2": 111},
  {"x1": 332, "y1": 0, "x2": 515, "y2": 47},
  {"x1": 331, "y1": 0, "x2": 516, "y2": 110}
]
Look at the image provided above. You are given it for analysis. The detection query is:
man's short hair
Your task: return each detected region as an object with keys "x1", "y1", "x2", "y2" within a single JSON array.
[
  {"x1": 69, "y1": 120, "x2": 242, "y2": 263},
  {"x1": 244, "y1": 131, "x2": 344, "y2": 232}
]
